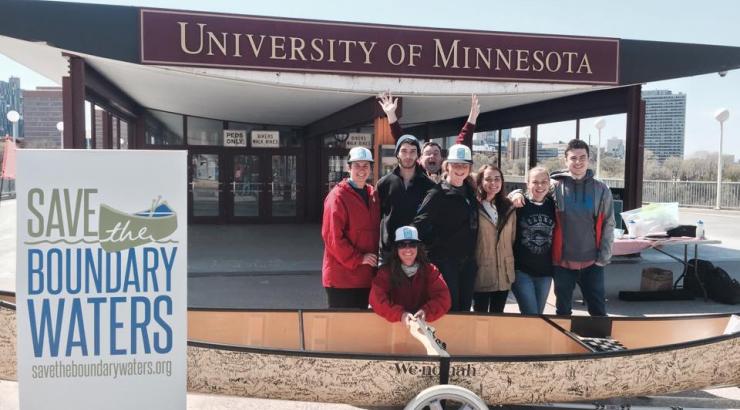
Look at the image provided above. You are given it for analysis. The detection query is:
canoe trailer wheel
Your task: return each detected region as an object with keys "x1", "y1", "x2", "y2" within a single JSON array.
[{"x1": 404, "y1": 384, "x2": 488, "y2": 410}]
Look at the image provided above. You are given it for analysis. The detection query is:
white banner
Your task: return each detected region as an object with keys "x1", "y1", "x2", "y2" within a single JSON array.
[
  {"x1": 16, "y1": 150, "x2": 187, "y2": 410},
  {"x1": 345, "y1": 133, "x2": 372, "y2": 149},
  {"x1": 251, "y1": 130, "x2": 279, "y2": 148},
  {"x1": 223, "y1": 130, "x2": 247, "y2": 147}
]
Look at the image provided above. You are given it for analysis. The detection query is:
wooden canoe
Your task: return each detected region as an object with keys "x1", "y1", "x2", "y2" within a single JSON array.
[{"x1": 1, "y1": 291, "x2": 738, "y2": 406}]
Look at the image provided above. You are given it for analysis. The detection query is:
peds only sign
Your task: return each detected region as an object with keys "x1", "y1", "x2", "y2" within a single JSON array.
[{"x1": 16, "y1": 150, "x2": 187, "y2": 410}]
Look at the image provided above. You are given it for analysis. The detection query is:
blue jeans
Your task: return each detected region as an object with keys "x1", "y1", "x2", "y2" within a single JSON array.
[
  {"x1": 553, "y1": 264, "x2": 606, "y2": 316},
  {"x1": 434, "y1": 257, "x2": 477, "y2": 312},
  {"x1": 511, "y1": 271, "x2": 552, "y2": 315}
]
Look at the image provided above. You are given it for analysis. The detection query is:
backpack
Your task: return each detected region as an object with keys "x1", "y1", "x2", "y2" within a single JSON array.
[
  {"x1": 706, "y1": 267, "x2": 740, "y2": 305},
  {"x1": 683, "y1": 259, "x2": 715, "y2": 297}
]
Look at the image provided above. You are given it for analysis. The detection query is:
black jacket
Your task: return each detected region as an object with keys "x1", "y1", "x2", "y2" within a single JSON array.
[
  {"x1": 413, "y1": 180, "x2": 478, "y2": 262},
  {"x1": 377, "y1": 164, "x2": 436, "y2": 257}
]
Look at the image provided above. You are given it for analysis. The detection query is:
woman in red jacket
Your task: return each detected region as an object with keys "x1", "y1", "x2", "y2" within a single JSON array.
[{"x1": 370, "y1": 226, "x2": 451, "y2": 324}]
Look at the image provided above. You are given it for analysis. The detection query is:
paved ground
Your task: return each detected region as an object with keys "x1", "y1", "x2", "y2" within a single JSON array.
[{"x1": 1, "y1": 199, "x2": 739, "y2": 409}]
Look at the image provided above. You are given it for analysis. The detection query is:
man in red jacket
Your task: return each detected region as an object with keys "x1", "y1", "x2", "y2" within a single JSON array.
[{"x1": 322, "y1": 147, "x2": 381, "y2": 308}]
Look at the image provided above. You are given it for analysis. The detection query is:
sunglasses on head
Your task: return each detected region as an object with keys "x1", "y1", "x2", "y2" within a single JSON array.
[{"x1": 398, "y1": 241, "x2": 418, "y2": 249}]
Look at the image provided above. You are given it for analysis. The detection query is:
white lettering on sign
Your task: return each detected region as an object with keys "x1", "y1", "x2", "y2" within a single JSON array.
[
  {"x1": 251, "y1": 131, "x2": 280, "y2": 148},
  {"x1": 223, "y1": 130, "x2": 247, "y2": 147},
  {"x1": 345, "y1": 133, "x2": 372, "y2": 149}
]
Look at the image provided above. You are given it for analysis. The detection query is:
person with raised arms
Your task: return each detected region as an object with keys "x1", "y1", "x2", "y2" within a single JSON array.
[
  {"x1": 377, "y1": 92, "x2": 480, "y2": 183},
  {"x1": 413, "y1": 143, "x2": 478, "y2": 312}
]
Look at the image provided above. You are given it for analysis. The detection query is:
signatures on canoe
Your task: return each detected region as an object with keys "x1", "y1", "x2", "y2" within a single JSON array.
[{"x1": 188, "y1": 344, "x2": 438, "y2": 405}]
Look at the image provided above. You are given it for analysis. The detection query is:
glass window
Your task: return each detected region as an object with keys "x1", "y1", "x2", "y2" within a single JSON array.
[
  {"x1": 191, "y1": 154, "x2": 220, "y2": 217},
  {"x1": 500, "y1": 126, "x2": 531, "y2": 184},
  {"x1": 472, "y1": 130, "x2": 499, "y2": 170},
  {"x1": 271, "y1": 155, "x2": 298, "y2": 217},
  {"x1": 579, "y1": 114, "x2": 627, "y2": 187},
  {"x1": 326, "y1": 155, "x2": 348, "y2": 195},
  {"x1": 536, "y1": 120, "x2": 576, "y2": 172},
  {"x1": 84, "y1": 101, "x2": 93, "y2": 149},
  {"x1": 321, "y1": 125, "x2": 371, "y2": 149},
  {"x1": 120, "y1": 120, "x2": 129, "y2": 150},
  {"x1": 232, "y1": 122, "x2": 304, "y2": 148},
  {"x1": 188, "y1": 116, "x2": 223, "y2": 146},
  {"x1": 93, "y1": 106, "x2": 105, "y2": 149},
  {"x1": 111, "y1": 116, "x2": 119, "y2": 149},
  {"x1": 144, "y1": 110, "x2": 184, "y2": 146}
]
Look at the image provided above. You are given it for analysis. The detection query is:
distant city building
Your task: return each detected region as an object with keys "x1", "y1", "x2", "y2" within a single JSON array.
[
  {"x1": 472, "y1": 130, "x2": 498, "y2": 152},
  {"x1": 642, "y1": 89, "x2": 686, "y2": 161},
  {"x1": 509, "y1": 137, "x2": 528, "y2": 160},
  {"x1": 22, "y1": 86, "x2": 63, "y2": 148},
  {"x1": 499, "y1": 129, "x2": 511, "y2": 157},
  {"x1": 0, "y1": 76, "x2": 23, "y2": 138},
  {"x1": 607, "y1": 137, "x2": 625, "y2": 159},
  {"x1": 537, "y1": 141, "x2": 568, "y2": 161},
  {"x1": 536, "y1": 145, "x2": 559, "y2": 161}
]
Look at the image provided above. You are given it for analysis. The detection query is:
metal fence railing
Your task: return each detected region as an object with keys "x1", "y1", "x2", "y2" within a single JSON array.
[
  {"x1": 505, "y1": 175, "x2": 740, "y2": 210},
  {"x1": 597, "y1": 178, "x2": 740, "y2": 209},
  {"x1": 640, "y1": 180, "x2": 740, "y2": 210},
  {"x1": 3, "y1": 174, "x2": 739, "y2": 209},
  {"x1": 0, "y1": 179, "x2": 14, "y2": 199}
]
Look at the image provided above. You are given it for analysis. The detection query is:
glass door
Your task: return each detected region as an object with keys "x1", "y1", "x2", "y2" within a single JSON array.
[
  {"x1": 190, "y1": 152, "x2": 223, "y2": 223},
  {"x1": 226, "y1": 151, "x2": 303, "y2": 222},
  {"x1": 323, "y1": 151, "x2": 349, "y2": 198},
  {"x1": 232, "y1": 155, "x2": 262, "y2": 218},
  {"x1": 271, "y1": 155, "x2": 298, "y2": 217}
]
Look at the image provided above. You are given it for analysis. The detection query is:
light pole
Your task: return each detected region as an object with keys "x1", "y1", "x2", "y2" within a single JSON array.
[
  {"x1": 6, "y1": 110, "x2": 20, "y2": 144},
  {"x1": 714, "y1": 108, "x2": 730, "y2": 209},
  {"x1": 56, "y1": 121, "x2": 64, "y2": 149},
  {"x1": 594, "y1": 118, "x2": 606, "y2": 178},
  {"x1": 523, "y1": 128, "x2": 531, "y2": 182}
]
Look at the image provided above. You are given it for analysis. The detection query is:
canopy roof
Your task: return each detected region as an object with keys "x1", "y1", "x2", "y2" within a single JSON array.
[{"x1": 3, "y1": 1, "x2": 740, "y2": 126}]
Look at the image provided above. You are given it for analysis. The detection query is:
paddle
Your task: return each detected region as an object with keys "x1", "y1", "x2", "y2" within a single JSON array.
[{"x1": 407, "y1": 318, "x2": 450, "y2": 357}]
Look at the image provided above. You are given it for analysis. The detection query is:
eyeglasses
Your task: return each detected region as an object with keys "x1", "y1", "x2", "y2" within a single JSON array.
[{"x1": 397, "y1": 241, "x2": 418, "y2": 249}]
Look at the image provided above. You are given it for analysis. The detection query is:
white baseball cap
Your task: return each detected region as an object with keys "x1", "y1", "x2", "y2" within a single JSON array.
[
  {"x1": 394, "y1": 226, "x2": 420, "y2": 242},
  {"x1": 347, "y1": 147, "x2": 374, "y2": 163},
  {"x1": 446, "y1": 144, "x2": 473, "y2": 163}
]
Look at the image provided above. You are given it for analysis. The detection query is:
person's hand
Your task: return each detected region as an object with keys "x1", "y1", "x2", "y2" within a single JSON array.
[
  {"x1": 467, "y1": 94, "x2": 480, "y2": 125},
  {"x1": 509, "y1": 192, "x2": 526, "y2": 208},
  {"x1": 361, "y1": 253, "x2": 378, "y2": 267},
  {"x1": 377, "y1": 91, "x2": 398, "y2": 124},
  {"x1": 401, "y1": 312, "x2": 414, "y2": 327},
  {"x1": 413, "y1": 309, "x2": 426, "y2": 321}
]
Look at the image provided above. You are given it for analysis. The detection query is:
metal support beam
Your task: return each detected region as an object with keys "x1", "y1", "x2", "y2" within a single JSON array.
[
  {"x1": 304, "y1": 96, "x2": 401, "y2": 139},
  {"x1": 624, "y1": 85, "x2": 645, "y2": 211},
  {"x1": 62, "y1": 56, "x2": 86, "y2": 148}
]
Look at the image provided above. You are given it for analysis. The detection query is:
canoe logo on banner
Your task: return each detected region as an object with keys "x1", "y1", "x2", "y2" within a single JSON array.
[
  {"x1": 23, "y1": 190, "x2": 178, "y2": 252},
  {"x1": 98, "y1": 197, "x2": 178, "y2": 252}
]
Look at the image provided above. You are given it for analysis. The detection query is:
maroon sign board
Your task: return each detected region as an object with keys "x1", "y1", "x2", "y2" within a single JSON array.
[{"x1": 140, "y1": 9, "x2": 620, "y2": 85}]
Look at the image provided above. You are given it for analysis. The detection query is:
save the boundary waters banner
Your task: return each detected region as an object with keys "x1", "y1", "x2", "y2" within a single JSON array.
[{"x1": 16, "y1": 150, "x2": 187, "y2": 410}]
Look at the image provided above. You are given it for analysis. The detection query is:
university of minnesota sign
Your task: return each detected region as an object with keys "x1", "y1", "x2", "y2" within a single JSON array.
[{"x1": 140, "y1": 9, "x2": 619, "y2": 85}]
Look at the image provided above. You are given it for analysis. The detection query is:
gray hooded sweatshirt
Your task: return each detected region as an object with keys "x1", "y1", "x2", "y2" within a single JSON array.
[{"x1": 549, "y1": 169, "x2": 615, "y2": 266}]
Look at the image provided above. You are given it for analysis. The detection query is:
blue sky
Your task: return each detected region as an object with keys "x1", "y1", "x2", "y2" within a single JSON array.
[{"x1": 2, "y1": 0, "x2": 739, "y2": 158}]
